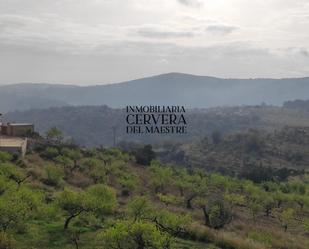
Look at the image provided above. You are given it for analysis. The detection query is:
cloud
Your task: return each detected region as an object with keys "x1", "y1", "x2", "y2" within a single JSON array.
[
  {"x1": 281, "y1": 47, "x2": 309, "y2": 57},
  {"x1": 137, "y1": 27, "x2": 194, "y2": 39},
  {"x1": 206, "y1": 24, "x2": 239, "y2": 35},
  {"x1": 177, "y1": 0, "x2": 203, "y2": 8},
  {"x1": 0, "y1": 14, "x2": 125, "y2": 53},
  {"x1": 156, "y1": 58, "x2": 169, "y2": 64},
  {"x1": 299, "y1": 48, "x2": 309, "y2": 57},
  {"x1": 0, "y1": 15, "x2": 28, "y2": 31},
  {"x1": 0, "y1": 0, "x2": 309, "y2": 83},
  {"x1": 0, "y1": 38, "x2": 308, "y2": 85}
]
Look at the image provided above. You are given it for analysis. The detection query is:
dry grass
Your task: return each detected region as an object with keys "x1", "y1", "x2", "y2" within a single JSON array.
[
  {"x1": 13, "y1": 154, "x2": 309, "y2": 249},
  {"x1": 187, "y1": 223, "x2": 267, "y2": 249}
]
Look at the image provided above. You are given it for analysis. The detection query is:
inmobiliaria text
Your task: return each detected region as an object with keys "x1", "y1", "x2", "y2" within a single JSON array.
[{"x1": 126, "y1": 106, "x2": 187, "y2": 134}]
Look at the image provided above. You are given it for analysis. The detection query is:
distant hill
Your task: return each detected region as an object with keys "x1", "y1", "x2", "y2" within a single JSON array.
[
  {"x1": 0, "y1": 92, "x2": 68, "y2": 113},
  {"x1": 1, "y1": 73, "x2": 309, "y2": 113},
  {"x1": 284, "y1": 99, "x2": 309, "y2": 112},
  {"x1": 4, "y1": 105, "x2": 309, "y2": 147}
]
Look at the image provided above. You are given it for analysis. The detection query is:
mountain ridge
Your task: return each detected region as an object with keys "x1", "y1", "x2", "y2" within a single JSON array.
[
  {"x1": 2, "y1": 72, "x2": 309, "y2": 87},
  {"x1": 1, "y1": 72, "x2": 309, "y2": 113}
]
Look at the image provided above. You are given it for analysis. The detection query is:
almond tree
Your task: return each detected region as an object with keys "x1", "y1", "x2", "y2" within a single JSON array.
[{"x1": 57, "y1": 184, "x2": 116, "y2": 229}]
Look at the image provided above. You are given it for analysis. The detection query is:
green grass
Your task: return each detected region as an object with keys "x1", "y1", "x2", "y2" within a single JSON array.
[{"x1": 175, "y1": 238, "x2": 219, "y2": 249}]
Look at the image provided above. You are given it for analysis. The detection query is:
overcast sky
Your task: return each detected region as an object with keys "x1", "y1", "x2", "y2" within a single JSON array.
[{"x1": 0, "y1": 0, "x2": 309, "y2": 85}]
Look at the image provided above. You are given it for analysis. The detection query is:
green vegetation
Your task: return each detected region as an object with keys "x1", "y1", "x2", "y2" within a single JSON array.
[
  {"x1": 6, "y1": 104, "x2": 309, "y2": 147},
  {"x1": 159, "y1": 127, "x2": 309, "y2": 179},
  {"x1": 0, "y1": 133, "x2": 308, "y2": 249}
]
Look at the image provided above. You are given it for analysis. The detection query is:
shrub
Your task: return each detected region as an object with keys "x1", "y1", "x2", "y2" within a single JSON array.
[
  {"x1": 46, "y1": 127, "x2": 63, "y2": 143},
  {"x1": 41, "y1": 147, "x2": 60, "y2": 160},
  {"x1": 157, "y1": 193, "x2": 184, "y2": 206},
  {"x1": 44, "y1": 165, "x2": 64, "y2": 187},
  {"x1": 133, "y1": 145, "x2": 156, "y2": 166},
  {"x1": 208, "y1": 201, "x2": 231, "y2": 229},
  {"x1": 303, "y1": 219, "x2": 309, "y2": 232},
  {"x1": 98, "y1": 220, "x2": 173, "y2": 249},
  {"x1": 0, "y1": 152, "x2": 12, "y2": 163},
  {"x1": 118, "y1": 173, "x2": 139, "y2": 195}
]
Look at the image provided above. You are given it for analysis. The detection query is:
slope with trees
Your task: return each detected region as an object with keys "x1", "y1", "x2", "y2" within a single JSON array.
[{"x1": 0, "y1": 129, "x2": 308, "y2": 249}]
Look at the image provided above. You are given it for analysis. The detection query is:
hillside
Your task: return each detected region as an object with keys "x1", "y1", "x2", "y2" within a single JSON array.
[
  {"x1": 158, "y1": 127, "x2": 309, "y2": 177},
  {"x1": 1, "y1": 73, "x2": 309, "y2": 112},
  {"x1": 284, "y1": 99, "x2": 309, "y2": 112},
  {"x1": 0, "y1": 140, "x2": 308, "y2": 249},
  {"x1": 4, "y1": 105, "x2": 309, "y2": 147}
]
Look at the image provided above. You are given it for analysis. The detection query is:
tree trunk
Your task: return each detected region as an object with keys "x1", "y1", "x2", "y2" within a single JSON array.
[
  {"x1": 179, "y1": 187, "x2": 184, "y2": 197},
  {"x1": 64, "y1": 210, "x2": 84, "y2": 230},
  {"x1": 265, "y1": 207, "x2": 271, "y2": 217},
  {"x1": 70, "y1": 161, "x2": 79, "y2": 172},
  {"x1": 73, "y1": 239, "x2": 79, "y2": 249},
  {"x1": 64, "y1": 215, "x2": 75, "y2": 230},
  {"x1": 202, "y1": 206, "x2": 210, "y2": 226},
  {"x1": 186, "y1": 195, "x2": 196, "y2": 209},
  {"x1": 277, "y1": 200, "x2": 282, "y2": 208},
  {"x1": 135, "y1": 234, "x2": 145, "y2": 249}
]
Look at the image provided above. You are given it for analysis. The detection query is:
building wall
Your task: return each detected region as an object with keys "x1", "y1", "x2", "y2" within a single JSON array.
[
  {"x1": 1, "y1": 126, "x2": 7, "y2": 135},
  {"x1": 1, "y1": 124, "x2": 34, "y2": 137},
  {"x1": 10, "y1": 125, "x2": 34, "y2": 137},
  {"x1": 0, "y1": 139, "x2": 28, "y2": 157}
]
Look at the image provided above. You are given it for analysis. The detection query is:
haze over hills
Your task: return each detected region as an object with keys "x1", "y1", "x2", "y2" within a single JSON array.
[
  {"x1": 1, "y1": 73, "x2": 309, "y2": 113},
  {"x1": 4, "y1": 104, "x2": 309, "y2": 147}
]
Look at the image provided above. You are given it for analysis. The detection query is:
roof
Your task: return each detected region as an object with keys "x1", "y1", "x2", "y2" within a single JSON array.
[
  {"x1": 1, "y1": 123, "x2": 34, "y2": 126},
  {"x1": 0, "y1": 136, "x2": 26, "y2": 148}
]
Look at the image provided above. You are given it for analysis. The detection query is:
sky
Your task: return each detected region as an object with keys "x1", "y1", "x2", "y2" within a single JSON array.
[{"x1": 0, "y1": 0, "x2": 309, "y2": 85}]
